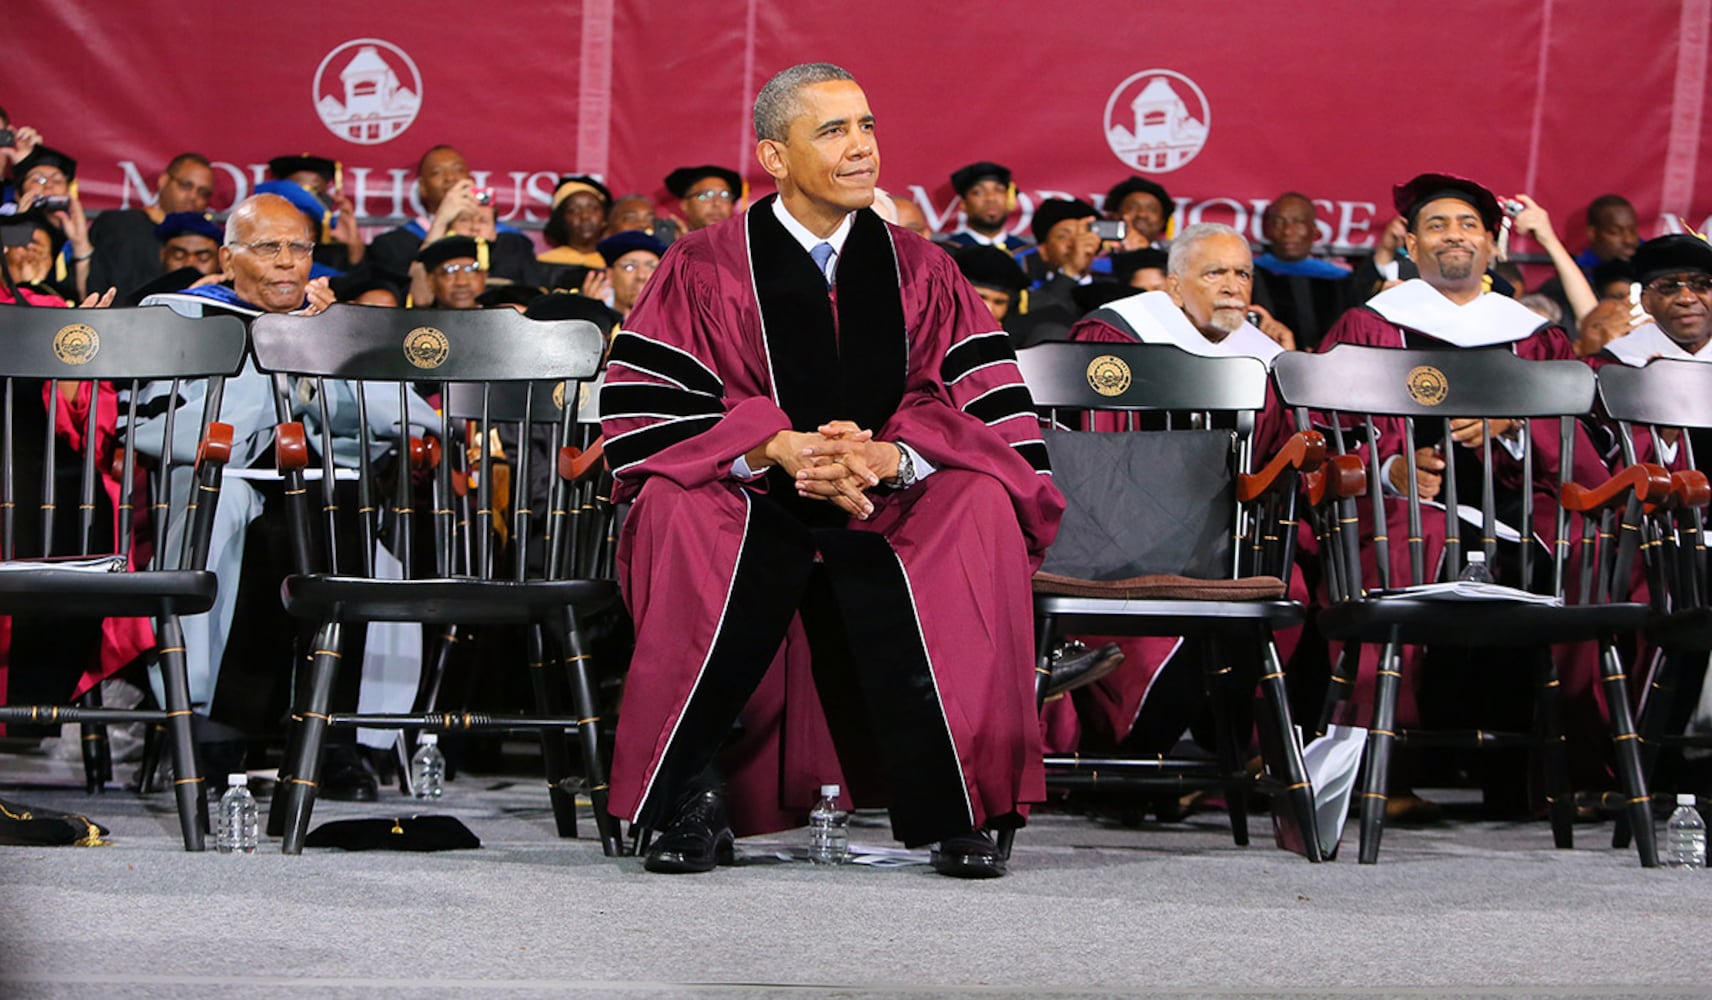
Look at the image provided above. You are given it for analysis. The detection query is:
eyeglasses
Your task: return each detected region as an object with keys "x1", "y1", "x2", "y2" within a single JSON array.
[
  {"x1": 233, "y1": 240, "x2": 315, "y2": 261},
  {"x1": 1646, "y1": 275, "x2": 1712, "y2": 296},
  {"x1": 690, "y1": 189, "x2": 735, "y2": 203},
  {"x1": 167, "y1": 175, "x2": 215, "y2": 199},
  {"x1": 433, "y1": 262, "x2": 483, "y2": 276},
  {"x1": 615, "y1": 258, "x2": 658, "y2": 274}
]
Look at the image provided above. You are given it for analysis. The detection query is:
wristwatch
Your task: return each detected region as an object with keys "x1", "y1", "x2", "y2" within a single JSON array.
[{"x1": 885, "y1": 441, "x2": 918, "y2": 489}]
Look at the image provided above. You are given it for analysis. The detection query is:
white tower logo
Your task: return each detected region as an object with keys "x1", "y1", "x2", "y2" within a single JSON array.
[
  {"x1": 1103, "y1": 70, "x2": 1210, "y2": 173},
  {"x1": 313, "y1": 39, "x2": 423, "y2": 146}
]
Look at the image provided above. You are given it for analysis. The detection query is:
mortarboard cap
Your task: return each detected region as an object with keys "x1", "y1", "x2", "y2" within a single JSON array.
[
  {"x1": 477, "y1": 284, "x2": 542, "y2": 309},
  {"x1": 330, "y1": 265, "x2": 409, "y2": 305},
  {"x1": 13, "y1": 145, "x2": 77, "y2": 183},
  {"x1": 1109, "y1": 247, "x2": 1168, "y2": 285},
  {"x1": 268, "y1": 155, "x2": 339, "y2": 184},
  {"x1": 303, "y1": 814, "x2": 481, "y2": 852},
  {"x1": 1103, "y1": 176, "x2": 1173, "y2": 217},
  {"x1": 416, "y1": 235, "x2": 485, "y2": 271},
  {"x1": 552, "y1": 175, "x2": 613, "y2": 211},
  {"x1": 153, "y1": 212, "x2": 222, "y2": 244},
  {"x1": 1030, "y1": 198, "x2": 1098, "y2": 245},
  {"x1": 950, "y1": 161, "x2": 1013, "y2": 197},
  {"x1": 664, "y1": 165, "x2": 742, "y2": 199},
  {"x1": 525, "y1": 290, "x2": 622, "y2": 334},
  {"x1": 1631, "y1": 233, "x2": 1712, "y2": 285},
  {"x1": 0, "y1": 207, "x2": 68, "y2": 258},
  {"x1": 596, "y1": 230, "x2": 667, "y2": 268},
  {"x1": 953, "y1": 245, "x2": 1029, "y2": 293},
  {"x1": 1393, "y1": 173, "x2": 1502, "y2": 232}
]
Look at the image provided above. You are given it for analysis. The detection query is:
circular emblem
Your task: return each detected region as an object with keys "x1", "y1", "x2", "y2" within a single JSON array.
[
  {"x1": 551, "y1": 380, "x2": 568, "y2": 411},
  {"x1": 403, "y1": 327, "x2": 450, "y2": 369},
  {"x1": 1406, "y1": 365, "x2": 1449, "y2": 406},
  {"x1": 53, "y1": 324, "x2": 99, "y2": 366},
  {"x1": 313, "y1": 39, "x2": 423, "y2": 146},
  {"x1": 1103, "y1": 69, "x2": 1211, "y2": 173},
  {"x1": 1086, "y1": 355, "x2": 1132, "y2": 397}
]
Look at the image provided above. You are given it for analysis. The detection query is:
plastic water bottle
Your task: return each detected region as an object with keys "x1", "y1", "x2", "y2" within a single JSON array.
[
  {"x1": 808, "y1": 783, "x2": 849, "y2": 865},
  {"x1": 410, "y1": 734, "x2": 446, "y2": 800},
  {"x1": 1664, "y1": 793, "x2": 1706, "y2": 869},
  {"x1": 216, "y1": 773, "x2": 258, "y2": 854},
  {"x1": 1459, "y1": 551, "x2": 1495, "y2": 584}
]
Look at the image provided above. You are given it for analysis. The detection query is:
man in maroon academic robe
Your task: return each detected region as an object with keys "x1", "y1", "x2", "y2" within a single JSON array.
[
  {"x1": 599, "y1": 63, "x2": 1064, "y2": 878},
  {"x1": 1319, "y1": 173, "x2": 1614, "y2": 793},
  {"x1": 1058, "y1": 222, "x2": 1304, "y2": 758}
]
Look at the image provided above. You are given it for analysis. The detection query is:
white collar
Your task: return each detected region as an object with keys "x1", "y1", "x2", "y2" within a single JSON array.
[
  {"x1": 1364, "y1": 278, "x2": 1546, "y2": 347},
  {"x1": 1100, "y1": 290, "x2": 1284, "y2": 365},
  {"x1": 1601, "y1": 322, "x2": 1712, "y2": 367},
  {"x1": 771, "y1": 197, "x2": 854, "y2": 256}
]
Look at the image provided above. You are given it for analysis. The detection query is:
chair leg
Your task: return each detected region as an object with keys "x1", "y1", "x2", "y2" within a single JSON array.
[
  {"x1": 1201, "y1": 637, "x2": 1248, "y2": 847},
  {"x1": 77, "y1": 687, "x2": 108, "y2": 794},
  {"x1": 1256, "y1": 636, "x2": 1322, "y2": 862},
  {"x1": 1616, "y1": 646, "x2": 1675, "y2": 850},
  {"x1": 1003, "y1": 614, "x2": 1060, "y2": 864},
  {"x1": 1600, "y1": 638, "x2": 1658, "y2": 867},
  {"x1": 1532, "y1": 650, "x2": 1574, "y2": 849},
  {"x1": 278, "y1": 620, "x2": 344, "y2": 855},
  {"x1": 1317, "y1": 644, "x2": 1359, "y2": 737},
  {"x1": 1358, "y1": 630, "x2": 1403, "y2": 864},
  {"x1": 527, "y1": 621, "x2": 579, "y2": 840},
  {"x1": 157, "y1": 615, "x2": 207, "y2": 851},
  {"x1": 559, "y1": 607, "x2": 623, "y2": 857}
]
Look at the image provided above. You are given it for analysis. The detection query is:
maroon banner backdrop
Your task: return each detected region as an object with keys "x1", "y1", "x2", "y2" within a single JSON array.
[{"x1": 6, "y1": 0, "x2": 1709, "y2": 254}]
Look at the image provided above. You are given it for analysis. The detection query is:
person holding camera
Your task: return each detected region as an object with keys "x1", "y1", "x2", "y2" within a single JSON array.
[
  {"x1": 366, "y1": 145, "x2": 541, "y2": 288},
  {"x1": 9, "y1": 145, "x2": 93, "y2": 302}
]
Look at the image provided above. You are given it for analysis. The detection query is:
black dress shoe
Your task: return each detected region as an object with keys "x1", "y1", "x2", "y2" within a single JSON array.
[
  {"x1": 930, "y1": 829, "x2": 1006, "y2": 879},
  {"x1": 644, "y1": 788, "x2": 735, "y2": 874},
  {"x1": 1044, "y1": 641, "x2": 1124, "y2": 699},
  {"x1": 319, "y1": 745, "x2": 380, "y2": 802}
]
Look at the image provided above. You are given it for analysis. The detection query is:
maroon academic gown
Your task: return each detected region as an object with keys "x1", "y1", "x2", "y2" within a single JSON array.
[
  {"x1": 1320, "y1": 282, "x2": 1613, "y2": 777},
  {"x1": 1051, "y1": 303, "x2": 1305, "y2": 753},
  {"x1": 600, "y1": 197, "x2": 1064, "y2": 844}
]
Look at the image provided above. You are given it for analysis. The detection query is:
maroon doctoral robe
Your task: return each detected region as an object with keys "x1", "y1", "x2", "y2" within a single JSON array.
[
  {"x1": 600, "y1": 196, "x2": 1064, "y2": 843},
  {"x1": 1052, "y1": 294, "x2": 1304, "y2": 753},
  {"x1": 1319, "y1": 280, "x2": 1614, "y2": 777}
]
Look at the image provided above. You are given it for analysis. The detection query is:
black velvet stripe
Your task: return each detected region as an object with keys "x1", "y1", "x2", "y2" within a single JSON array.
[
  {"x1": 607, "y1": 332, "x2": 722, "y2": 396},
  {"x1": 636, "y1": 494, "x2": 816, "y2": 828},
  {"x1": 941, "y1": 332, "x2": 1018, "y2": 385},
  {"x1": 811, "y1": 528, "x2": 971, "y2": 846},
  {"x1": 1013, "y1": 439, "x2": 1052, "y2": 473},
  {"x1": 747, "y1": 196, "x2": 905, "y2": 436},
  {"x1": 604, "y1": 416, "x2": 720, "y2": 472},
  {"x1": 963, "y1": 385, "x2": 1036, "y2": 426},
  {"x1": 598, "y1": 383, "x2": 723, "y2": 420}
]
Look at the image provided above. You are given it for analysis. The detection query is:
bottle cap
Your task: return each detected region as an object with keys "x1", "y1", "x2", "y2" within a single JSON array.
[
  {"x1": 420, "y1": 733, "x2": 439, "y2": 746},
  {"x1": 819, "y1": 783, "x2": 840, "y2": 797},
  {"x1": 227, "y1": 773, "x2": 247, "y2": 787},
  {"x1": 1679, "y1": 793, "x2": 1697, "y2": 806},
  {"x1": 1468, "y1": 551, "x2": 1486, "y2": 563}
]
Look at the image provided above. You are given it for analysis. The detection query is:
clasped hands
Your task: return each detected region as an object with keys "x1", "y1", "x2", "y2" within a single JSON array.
[
  {"x1": 746, "y1": 419, "x2": 903, "y2": 521},
  {"x1": 1389, "y1": 418, "x2": 1519, "y2": 499}
]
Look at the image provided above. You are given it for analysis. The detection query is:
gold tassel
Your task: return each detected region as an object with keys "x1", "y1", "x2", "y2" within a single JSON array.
[{"x1": 476, "y1": 239, "x2": 490, "y2": 272}]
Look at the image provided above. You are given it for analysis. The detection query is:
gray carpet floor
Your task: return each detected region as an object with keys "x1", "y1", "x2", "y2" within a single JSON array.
[{"x1": 2, "y1": 749, "x2": 1711, "y2": 999}]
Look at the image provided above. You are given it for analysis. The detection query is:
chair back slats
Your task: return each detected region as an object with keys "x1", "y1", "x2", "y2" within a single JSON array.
[
  {"x1": 117, "y1": 380, "x2": 140, "y2": 562},
  {"x1": 77, "y1": 384, "x2": 102, "y2": 555},
  {"x1": 39, "y1": 382, "x2": 57, "y2": 555},
  {"x1": 249, "y1": 306, "x2": 602, "y2": 585},
  {"x1": 1363, "y1": 420, "x2": 1394, "y2": 589},
  {"x1": 149, "y1": 377, "x2": 182, "y2": 571},
  {"x1": 1, "y1": 379, "x2": 12, "y2": 560},
  {"x1": 1439, "y1": 416, "x2": 1460, "y2": 582}
]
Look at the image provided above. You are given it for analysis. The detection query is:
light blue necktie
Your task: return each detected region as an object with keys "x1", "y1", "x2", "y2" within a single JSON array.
[{"x1": 810, "y1": 242, "x2": 836, "y2": 288}]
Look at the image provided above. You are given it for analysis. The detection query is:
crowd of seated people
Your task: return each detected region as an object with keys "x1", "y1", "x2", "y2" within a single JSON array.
[{"x1": 1, "y1": 84, "x2": 1708, "y2": 873}]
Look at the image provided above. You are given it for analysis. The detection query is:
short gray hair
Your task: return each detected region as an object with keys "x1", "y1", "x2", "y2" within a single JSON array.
[
  {"x1": 753, "y1": 62, "x2": 855, "y2": 142},
  {"x1": 224, "y1": 193, "x2": 310, "y2": 246},
  {"x1": 1168, "y1": 222, "x2": 1247, "y2": 277}
]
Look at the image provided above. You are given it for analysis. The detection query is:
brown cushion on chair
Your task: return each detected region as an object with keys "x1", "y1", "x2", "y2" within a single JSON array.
[{"x1": 1033, "y1": 571, "x2": 1287, "y2": 600}]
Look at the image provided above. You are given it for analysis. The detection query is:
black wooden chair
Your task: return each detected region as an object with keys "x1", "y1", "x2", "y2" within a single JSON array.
[
  {"x1": 1015, "y1": 341, "x2": 1323, "y2": 860},
  {"x1": 1594, "y1": 359, "x2": 1712, "y2": 846},
  {"x1": 0, "y1": 303, "x2": 248, "y2": 850},
  {"x1": 1273, "y1": 344, "x2": 1659, "y2": 865},
  {"x1": 246, "y1": 305, "x2": 622, "y2": 855}
]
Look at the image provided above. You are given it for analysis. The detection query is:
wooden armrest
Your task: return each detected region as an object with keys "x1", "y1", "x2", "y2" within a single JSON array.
[
  {"x1": 1237, "y1": 430, "x2": 1326, "y2": 502},
  {"x1": 275, "y1": 421, "x2": 308, "y2": 471},
  {"x1": 1305, "y1": 453, "x2": 1367, "y2": 506},
  {"x1": 408, "y1": 435, "x2": 442, "y2": 470},
  {"x1": 1666, "y1": 469, "x2": 1711, "y2": 510},
  {"x1": 558, "y1": 436, "x2": 606, "y2": 482},
  {"x1": 1561, "y1": 462, "x2": 1672, "y2": 513},
  {"x1": 196, "y1": 422, "x2": 234, "y2": 466}
]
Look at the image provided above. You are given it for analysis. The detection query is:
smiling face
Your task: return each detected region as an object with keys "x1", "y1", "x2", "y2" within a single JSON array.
[
  {"x1": 758, "y1": 79, "x2": 879, "y2": 236},
  {"x1": 1642, "y1": 270, "x2": 1712, "y2": 353},
  {"x1": 1118, "y1": 191, "x2": 1167, "y2": 243},
  {"x1": 1405, "y1": 196, "x2": 1492, "y2": 298},
  {"x1": 426, "y1": 257, "x2": 486, "y2": 309},
  {"x1": 682, "y1": 176, "x2": 736, "y2": 229}
]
